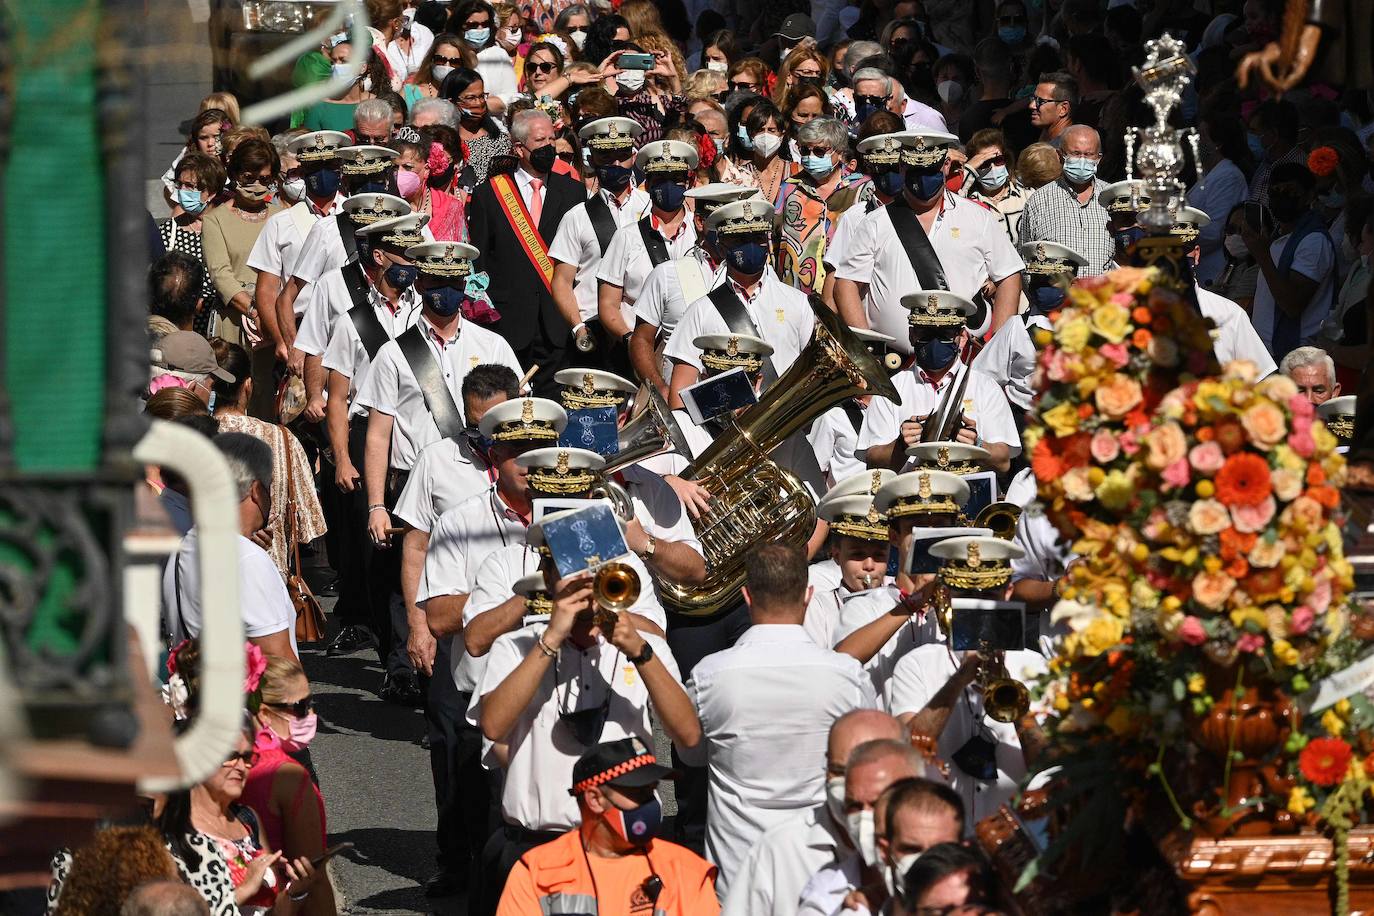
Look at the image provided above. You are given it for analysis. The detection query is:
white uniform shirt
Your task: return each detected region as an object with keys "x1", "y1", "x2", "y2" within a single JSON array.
[
  {"x1": 681, "y1": 624, "x2": 877, "y2": 898},
  {"x1": 469, "y1": 625, "x2": 681, "y2": 831},
  {"x1": 384, "y1": 20, "x2": 434, "y2": 80},
  {"x1": 1252, "y1": 230, "x2": 1337, "y2": 353},
  {"x1": 163, "y1": 530, "x2": 298, "y2": 657},
  {"x1": 1004, "y1": 466, "x2": 1036, "y2": 507},
  {"x1": 548, "y1": 187, "x2": 652, "y2": 323},
  {"x1": 664, "y1": 272, "x2": 816, "y2": 377},
  {"x1": 353, "y1": 318, "x2": 522, "y2": 471},
  {"x1": 797, "y1": 854, "x2": 864, "y2": 916},
  {"x1": 247, "y1": 197, "x2": 343, "y2": 284},
  {"x1": 1012, "y1": 504, "x2": 1072, "y2": 585},
  {"x1": 805, "y1": 580, "x2": 892, "y2": 650},
  {"x1": 295, "y1": 268, "x2": 420, "y2": 357},
  {"x1": 833, "y1": 584, "x2": 941, "y2": 701},
  {"x1": 855, "y1": 360, "x2": 1022, "y2": 461},
  {"x1": 620, "y1": 464, "x2": 704, "y2": 561},
  {"x1": 392, "y1": 437, "x2": 495, "y2": 534},
  {"x1": 292, "y1": 213, "x2": 436, "y2": 288},
  {"x1": 887, "y1": 644, "x2": 1046, "y2": 827},
  {"x1": 808, "y1": 404, "x2": 867, "y2": 488},
  {"x1": 809, "y1": 558, "x2": 842, "y2": 593},
  {"x1": 596, "y1": 214, "x2": 699, "y2": 307},
  {"x1": 833, "y1": 194, "x2": 1025, "y2": 355},
  {"x1": 320, "y1": 296, "x2": 424, "y2": 407},
  {"x1": 418, "y1": 486, "x2": 527, "y2": 692},
  {"x1": 971, "y1": 316, "x2": 1044, "y2": 412},
  {"x1": 824, "y1": 195, "x2": 885, "y2": 274},
  {"x1": 1198, "y1": 286, "x2": 1277, "y2": 376},
  {"x1": 721, "y1": 803, "x2": 850, "y2": 916},
  {"x1": 634, "y1": 253, "x2": 727, "y2": 380}
]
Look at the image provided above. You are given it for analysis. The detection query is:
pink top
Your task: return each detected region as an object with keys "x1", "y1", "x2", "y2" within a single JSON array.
[
  {"x1": 426, "y1": 187, "x2": 468, "y2": 242},
  {"x1": 242, "y1": 728, "x2": 326, "y2": 857}
]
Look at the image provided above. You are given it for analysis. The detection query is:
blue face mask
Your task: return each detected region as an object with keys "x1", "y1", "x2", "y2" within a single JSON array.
[
  {"x1": 1114, "y1": 226, "x2": 1146, "y2": 259},
  {"x1": 597, "y1": 163, "x2": 634, "y2": 191},
  {"x1": 206, "y1": 390, "x2": 217, "y2": 414},
  {"x1": 914, "y1": 336, "x2": 959, "y2": 371},
  {"x1": 649, "y1": 181, "x2": 687, "y2": 212},
  {"x1": 423, "y1": 284, "x2": 465, "y2": 317},
  {"x1": 462, "y1": 426, "x2": 496, "y2": 454},
  {"x1": 464, "y1": 27, "x2": 491, "y2": 46},
  {"x1": 976, "y1": 164, "x2": 1009, "y2": 190},
  {"x1": 998, "y1": 25, "x2": 1027, "y2": 44},
  {"x1": 1061, "y1": 156, "x2": 1098, "y2": 185},
  {"x1": 1029, "y1": 284, "x2": 1065, "y2": 313},
  {"x1": 1247, "y1": 131, "x2": 1267, "y2": 163},
  {"x1": 606, "y1": 797, "x2": 662, "y2": 847},
  {"x1": 305, "y1": 167, "x2": 341, "y2": 198},
  {"x1": 904, "y1": 167, "x2": 947, "y2": 200},
  {"x1": 725, "y1": 240, "x2": 769, "y2": 275},
  {"x1": 874, "y1": 170, "x2": 904, "y2": 197},
  {"x1": 176, "y1": 187, "x2": 207, "y2": 214},
  {"x1": 384, "y1": 262, "x2": 418, "y2": 291},
  {"x1": 736, "y1": 124, "x2": 754, "y2": 150},
  {"x1": 855, "y1": 101, "x2": 883, "y2": 125},
  {"x1": 802, "y1": 154, "x2": 836, "y2": 179}
]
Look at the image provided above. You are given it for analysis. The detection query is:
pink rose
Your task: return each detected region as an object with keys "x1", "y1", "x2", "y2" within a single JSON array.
[
  {"x1": 1188, "y1": 442, "x2": 1225, "y2": 476},
  {"x1": 1309, "y1": 577, "x2": 1332, "y2": 614},
  {"x1": 1109, "y1": 292, "x2": 1135, "y2": 307},
  {"x1": 1288, "y1": 393, "x2": 1315, "y2": 420},
  {"x1": 1230, "y1": 495, "x2": 1277, "y2": 533},
  {"x1": 1120, "y1": 430, "x2": 1141, "y2": 456},
  {"x1": 1290, "y1": 605, "x2": 1315, "y2": 635},
  {"x1": 1091, "y1": 429, "x2": 1120, "y2": 464},
  {"x1": 1099, "y1": 342, "x2": 1130, "y2": 368},
  {"x1": 1162, "y1": 458, "x2": 1192, "y2": 489},
  {"x1": 1045, "y1": 349, "x2": 1071, "y2": 382},
  {"x1": 1236, "y1": 632, "x2": 1266, "y2": 654},
  {"x1": 244, "y1": 642, "x2": 267, "y2": 694},
  {"x1": 1288, "y1": 429, "x2": 1315, "y2": 458},
  {"x1": 1178, "y1": 616, "x2": 1207, "y2": 646}
]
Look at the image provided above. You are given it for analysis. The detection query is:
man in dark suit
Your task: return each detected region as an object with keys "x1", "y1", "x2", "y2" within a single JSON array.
[{"x1": 466, "y1": 109, "x2": 587, "y2": 397}]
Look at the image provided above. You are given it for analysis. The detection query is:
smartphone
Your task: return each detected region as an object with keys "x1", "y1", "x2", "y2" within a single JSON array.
[
  {"x1": 618, "y1": 52, "x2": 656, "y2": 71},
  {"x1": 1245, "y1": 201, "x2": 1268, "y2": 233},
  {"x1": 311, "y1": 842, "x2": 354, "y2": 868}
]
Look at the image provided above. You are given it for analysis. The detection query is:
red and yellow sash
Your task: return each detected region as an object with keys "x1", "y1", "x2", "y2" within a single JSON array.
[{"x1": 491, "y1": 174, "x2": 554, "y2": 293}]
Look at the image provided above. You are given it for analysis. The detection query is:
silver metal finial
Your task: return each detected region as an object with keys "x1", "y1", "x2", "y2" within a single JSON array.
[{"x1": 1131, "y1": 33, "x2": 1196, "y2": 234}]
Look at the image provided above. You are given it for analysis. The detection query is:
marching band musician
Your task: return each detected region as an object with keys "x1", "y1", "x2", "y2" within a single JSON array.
[
  {"x1": 857, "y1": 291, "x2": 1020, "y2": 475},
  {"x1": 820, "y1": 121, "x2": 908, "y2": 306},
  {"x1": 809, "y1": 491, "x2": 898, "y2": 651},
  {"x1": 831, "y1": 130, "x2": 1024, "y2": 348},
  {"x1": 809, "y1": 470, "x2": 897, "y2": 594},
  {"x1": 548, "y1": 117, "x2": 651, "y2": 355},
  {"x1": 807, "y1": 327, "x2": 901, "y2": 488},
  {"x1": 888, "y1": 535, "x2": 1047, "y2": 828}
]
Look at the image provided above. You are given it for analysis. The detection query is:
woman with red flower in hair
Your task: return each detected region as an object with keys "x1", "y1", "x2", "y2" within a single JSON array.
[{"x1": 394, "y1": 130, "x2": 468, "y2": 241}]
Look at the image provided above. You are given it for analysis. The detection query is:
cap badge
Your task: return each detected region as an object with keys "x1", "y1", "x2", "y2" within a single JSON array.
[
  {"x1": 967, "y1": 542, "x2": 982, "y2": 567},
  {"x1": 726, "y1": 337, "x2": 739, "y2": 357},
  {"x1": 442, "y1": 245, "x2": 457, "y2": 264},
  {"x1": 937, "y1": 446, "x2": 950, "y2": 467},
  {"x1": 521, "y1": 399, "x2": 534, "y2": 424},
  {"x1": 866, "y1": 503, "x2": 880, "y2": 523},
  {"x1": 870, "y1": 471, "x2": 883, "y2": 494},
  {"x1": 556, "y1": 451, "x2": 570, "y2": 474},
  {"x1": 916, "y1": 137, "x2": 927, "y2": 149},
  {"x1": 314, "y1": 135, "x2": 327, "y2": 150},
  {"x1": 1035, "y1": 243, "x2": 1046, "y2": 261},
  {"x1": 582, "y1": 373, "x2": 596, "y2": 396},
  {"x1": 926, "y1": 294, "x2": 939, "y2": 315},
  {"x1": 632, "y1": 737, "x2": 647, "y2": 754},
  {"x1": 918, "y1": 472, "x2": 932, "y2": 499}
]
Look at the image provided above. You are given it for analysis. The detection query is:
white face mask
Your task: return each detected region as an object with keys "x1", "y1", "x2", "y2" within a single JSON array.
[
  {"x1": 1223, "y1": 233, "x2": 1248, "y2": 259},
  {"x1": 936, "y1": 79, "x2": 964, "y2": 104},
  {"x1": 280, "y1": 177, "x2": 307, "y2": 203},
  {"x1": 846, "y1": 809, "x2": 880, "y2": 867},
  {"x1": 503, "y1": 27, "x2": 522, "y2": 44},
  {"x1": 882, "y1": 852, "x2": 922, "y2": 897},
  {"x1": 616, "y1": 70, "x2": 646, "y2": 92},
  {"x1": 752, "y1": 132, "x2": 782, "y2": 158},
  {"x1": 433, "y1": 64, "x2": 454, "y2": 82},
  {"x1": 570, "y1": 29, "x2": 587, "y2": 49},
  {"x1": 825, "y1": 776, "x2": 847, "y2": 830},
  {"x1": 706, "y1": 59, "x2": 728, "y2": 73}
]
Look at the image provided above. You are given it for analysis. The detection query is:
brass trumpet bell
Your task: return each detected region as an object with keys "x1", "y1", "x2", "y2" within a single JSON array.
[
  {"x1": 983, "y1": 676, "x2": 1031, "y2": 724},
  {"x1": 974, "y1": 502, "x2": 1023, "y2": 540},
  {"x1": 594, "y1": 562, "x2": 640, "y2": 613}
]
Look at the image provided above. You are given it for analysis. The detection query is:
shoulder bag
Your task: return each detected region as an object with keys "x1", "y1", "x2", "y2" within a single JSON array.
[{"x1": 281, "y1": 425, "x2": 327, "y2": 644}]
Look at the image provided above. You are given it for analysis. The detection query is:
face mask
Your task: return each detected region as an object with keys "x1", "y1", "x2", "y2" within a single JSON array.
[
  {"x1": 331, "y1": 62, "x2": 355, "y2": 82},
  {"x1": 206, "y1": 390, "x2": 217, "y2": 414},
  {"x1": 905, "y1": 167, "x2": 947, "y2": 200},
  {"x1": 915, "y1": 336, "x2": 959, "y2": 370},
  {"x1": 846, "y1": 809, "x2": 880, "y2": 867},
  {"x1": 597, "y1": 163, "x2": 634, "y2": 190},
  {"x1": 176, "y1": 187, "x2": 207, "y2": 214},
  {"x1": 423, "y1": 284, "x2": 465, "y2": 317},
  {"x1": 237, "y1": 180, "x2": 272, "y2": 202},
  {"x1": 736, "y1": 124, "x2": 754, "y2": 150},
  {"x1": 280, "y1": 177, "x2": 307, "y2": 203},
  {"x1": 304, "y1": 167, "x2": 341, "y2": 198},
  {"x1": 698, "y1": 58, "x2": 725, "y2": 74},
  {"x1": 1224, "y1": 233, "x2": 1249, "y2": 259},
  {"x1": 1062, "y1": 156, "x2": 1098, "y2": 184},
  {"x1": 937, "y1": 80, "x2": 964, "y2": 104},
  {"x1": 355, "y1": 176, "x2": 392, "y2": 195},
  {"x1": 802, "y1": 154, "x2": 836, "y2": 179},
  {"x1": 649, "y1": 182, "x2": 687, "y2": 212},
  {"x1": 279, "y1": 711, "x2": 318, "y2": 752},
  {"x1": 1319, "y1": 188, "x2": 1346, "y2": 209},
  {"x1": 998, "y1": 25, "x2": 1027, "y2": 44},
  {"x1": 464, "y1": 27, "x2": 491, "y2": 46},
  {"x1": 384, "y1": 262, "x2": 418, "y2": 290},
  {"x1": 396, "y1": 169, "x2": 423, "y2": 197},
  {"x1": 713, "y1": 137, "x2": 726, "y2": 156},
  {"x1": 570, "y1": 29, "x2": 587, "y2": 49},
  {"x1": 883, "y1": 853, "x2": 922, "y2": 897},
  {"x1": 875, "y1": 170, "x2": 904, "y2": 196},
  {"x1": 604, "y1": 796, "x2": 662, "y2": 846},
  {"x1": 825, "y1": 776, "x2": 847, "y2": 830},
  {"x1": 503, "y1": 27, "x2": 522, "y2": 44},
  {"x1": 433, "y1": 63, "x2": 455, "y2": 82},
  {"x1": 725, "y1": 240, "x2": 769, "y2": 274},
  {"x1": 529, "y1": 144, "x2": 557, "y2": 174},
  {"x1": 461, "y1": 103, "x2": 485, "y2": 122},
  {"x1": 751, "y1": 133, "x2": 782, "y2": 158},
  {"x1": 1029, "y1": 284, "x2": 1065, "y2": 313},
  {"x1": 977, "y1": 163, "x2": 1009, "y2": 190},
  {"x1": 854, "y1": 100, "x2": 885, "y2": 124},
  {"x1": 1247, "y1": 131, "x2": 1267, "y2": 163},
  {"x1": 794, "y1": 74, "x2": 824, "y2": 89},
  {"x1": 616, "y1": 70, "x2": 646, "y2": 93}
]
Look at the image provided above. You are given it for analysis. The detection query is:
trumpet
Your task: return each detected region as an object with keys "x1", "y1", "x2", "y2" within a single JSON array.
[
  {"x1": 978, "y1": 646, "x2": 1030, "y2": 724},
  {"x1": 974, "y1": 502, "x2": 1023, "y2": 540},
  {"x1": 592, "y1": 562, "x2": 641, "y2": 628}
]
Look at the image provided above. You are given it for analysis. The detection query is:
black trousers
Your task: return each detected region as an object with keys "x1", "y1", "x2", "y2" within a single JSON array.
[
  {"x1": 513, "y1": 323, "x2": 574, "y2": 400},
  {"x1": 330, "y1": 418, "x2": 374, "y2": 630},
  {"x1": 664, "y1": 603, "x2": 752, "y2": 854},
  {"x1": 426, "y1": 654, "x2": 499, "y2": 879},
  {"x1": 475, "y1": 823, "x2": 562, "y2": 916}
]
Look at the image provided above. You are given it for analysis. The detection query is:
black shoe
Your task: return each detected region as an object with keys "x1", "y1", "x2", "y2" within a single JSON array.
[
  {"x1": 380, "y1": 671, "x2": 422, "y2": 705},
  {"x1": 317, "y1": 577, "x2": 339, "y2": 597},
  {"x1": 423, "y1": 869, "x2": 467, "y2": 898},
  {"x1": 327, "y1": 625, "x2": 378, "y2": 655}
]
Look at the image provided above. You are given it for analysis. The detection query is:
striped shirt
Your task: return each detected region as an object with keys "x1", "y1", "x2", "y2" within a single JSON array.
[{"x1": 1017, "y1": 176, "x2": 1113, "y2": 276}]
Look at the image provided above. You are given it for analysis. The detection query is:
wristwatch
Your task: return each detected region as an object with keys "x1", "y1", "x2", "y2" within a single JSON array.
[
  {"x1": 627, "y1": 642, "x2": 655, "y2": 666},
  {"x1": 640, "y1": 535, "x2": 657, "y2": 559}
]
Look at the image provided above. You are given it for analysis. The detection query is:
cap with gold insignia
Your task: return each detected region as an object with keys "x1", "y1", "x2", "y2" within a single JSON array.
[
  {"x1": 819, "y1": 494, "x2": 890, "y2": 542},
  {"x1": 1018, "y1": 241, "x2": 1088, "y2": 278},
  {"x1": 686, "y1": 183, "x2": 761, "y2": 221},
  {"x1": 635, "y1": 139, "x2": 699, "y2": 175},
  {"x1": 818, "y1": 469, "x2": 898, "y2": 509},
  {"x1": 875, "y1": 469, "x2": 970, "y2": 519},
  {"x1": 906, "y1": 441, "x2": 992, "y2": 476},
  {"x1": 554, "y1": 368, "x2": 638, "y2": 411},
  {"x1": 901, "y1": 290, "x2": 977, "y2": 328},
  {"x1": 338, "y1": 144, "x2": 400, "y2": 176},
  {"x1": 523, "y1": 446, "x2": 606, "y2": 496},
  {"x1": 514, "y1": 571, "x2": 553, "y2": 616},
  {"x1": 852, "y1": 326, "x2": 903, "y2": 372},
  {"x1": 356, "y1": 212, "x2": 429, "y2": 249},
  {"x1": 694, "y1": 332, "x2": 774, "y2": 375},
  {"x1": 406, "y1": 241, "x2": 479, "y2": 279},
  {"x1": 1170, "y1": 206, "x2": 1211, "y2": 245},
  {"x1": 705, "y1": 197, "x2": 775, "y2": 235},
  {"x1": 857, "y1": 131, "x2": 913, "y2": 168},
  {"x1": 578, "y1": 116, "x2": 644, "y2": 152},
  {"x1": 290, "y1": 130, "x2": 352, "y2": 163},
  {"x1": 1097, "y1": 179, "x2": 1151, "y2": 214},
  {"x1": 899, "y1": 130, "x2": 959, "y2": 168},
  {"x1": 929, "y1": 534, "x2": 1024, "y2": 591},
  {"x1": 479, "y1": 397, "x2": 568, "y2": 444},
  {"x1": 1317, "y1": 395, "x2": 1356, "y2": 442},
  {"x1": 341, "y1": 192, "x2": 412, "y2": 225}
]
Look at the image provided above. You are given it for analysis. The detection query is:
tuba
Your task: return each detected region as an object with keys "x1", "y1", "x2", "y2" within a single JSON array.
[
  {"x1": 655, "y1": 298, "x2": 899, "y2": 616},
  {"x1": 603, "y1": 386, "x2": 693, "y2": 475}
]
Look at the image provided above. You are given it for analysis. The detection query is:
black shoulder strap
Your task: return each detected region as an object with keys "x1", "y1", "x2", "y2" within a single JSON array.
[
  {"x1": 885, "y1": 200, "x2": 948, "y2": 291},
  {"x1": 706, "y1": 283, "x2": 778, "y2": 387},
  {"x1": 586, "y1": 194, "x2": 618, "y2": 256},
  {"x1": 341, "y1": 260, "x2": 390, "y2": 359},
  {"x1": 395, "y1": 325, "x2": 467, "y2": 440},
  {"x1": 336, "y1": 213, "x2": 358, "y2": 260},
  {"x1": 637, "y1": 216, "x2": 670, "y2": 267}
]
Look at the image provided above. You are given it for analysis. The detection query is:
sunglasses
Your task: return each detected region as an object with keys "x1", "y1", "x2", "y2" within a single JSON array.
[
  {"x1": 796, "y1": 145, "x2": 831, "y2": 158},
  {"x1": 463, "y1": 18, "x2": 491, "y2": 29},
  {"x1": 433, "y1": 53, "x2": 463, "y2": 66},
  {"x1": 223, "y1": 750, "x2": 260, "y2": 768},
  {"x1": 729, "y1": 81, "x2": 757, "y2": 92},
  {"x1": 854, "y1": 94, "x2": 889, "y2": 107},
  {"x1": 529, "y1": 60, "x2": 558, "y2": 74},
  {"x1": 557, "y1": 150, "x2": 575, "y2": 162},
  {"x1": 1030, "y1": 96, "x2": 1064, "y2": 108},
  {"x1": 265, "y1": 696, "x2": 314, "y2": 718},
  {"x1": 979, "y1": 155, "x2": 1007, "y2": 168},
  {"x1": 356, "y1": 133, "x2": 390, "y2": 145}
]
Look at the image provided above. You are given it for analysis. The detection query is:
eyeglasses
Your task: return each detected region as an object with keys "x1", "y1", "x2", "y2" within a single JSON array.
[
  {"x1": 997, "y1": 14, "x2": 1027, "y2": 24},
  {"x1": 356, "y1": 133, "x2": 390, "y2": 145},
  {"x1": 793, "y1": 69, "x2": 822, "y2": 79},
  {"x1": 556, "y1": 150, "x2": 575, "y2": 162},
  {"x1": 1030, "y1": 96, "x2": 1065, "y2": 108},
  {"x1": 456, "y1": 92, "x2": 485, "y2": 104},
  {"x1": 729, "y1": 81, "x2": 758, "y2": 92},
  {"x1": 223, "y1": 750, "x2": 259, "y2": 768},
  {"x1": 978, "y1": 155, "x2": 1007, "y2": 168},
  {"x1": 529, "y1": 60, "x2": 558, "y2": 74},
  {"x1": 265, "y1": 696, "x2": 314, "y2": 718},
  {"x1": 175, "y1": 179, "x2": 205, "y2": 192},
  {"x1": 854, "y1": 94, "x2": 889, "y2": 107},
  {"x1": 432, "y1": 53, "x2": 463, "y2": 66},
  {"x1": 796, "y1": 145, "x2": 831, "y2": 158},
  {"x1": 233, "y1": 171, "x2": 272, "y2": 184}
]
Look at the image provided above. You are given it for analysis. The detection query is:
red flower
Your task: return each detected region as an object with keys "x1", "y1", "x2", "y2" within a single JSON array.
[
  {"x1": 1307, "y1": 146, "x2": 1340, "y2": 178},
  {"x1": 1215, "y1": 453, "x2": 1272, "y2": 507},
  {"x1": 1300, "y1": 737, "x2": 1352, "y2": 786}
]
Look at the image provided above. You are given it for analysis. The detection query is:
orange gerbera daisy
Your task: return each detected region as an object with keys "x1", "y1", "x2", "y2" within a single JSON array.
[
  {"x1": 1216, "y1": 453, "x2": 1272, "y2": 507},
  {"x1": 1300, "y1": 737, "x2": 1352, "y2": 786},
  {"x1": 1032, "y1": 438, "x2": 1062, "y2": 481},
  {"x1": 1219, "y1": 527, "x2": 1257, "y2": 561}
]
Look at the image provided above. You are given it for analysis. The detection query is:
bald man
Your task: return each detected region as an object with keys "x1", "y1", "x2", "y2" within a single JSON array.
[
  {"x1": 1017, "y1": 124, "x2": 1114, "y2": 276},
  {"x1": 120, "y1": 881, "x2": 211, "y2": 916},
  {"x1": 721, "y1": 710, "x2": 906, "y2": 916}
]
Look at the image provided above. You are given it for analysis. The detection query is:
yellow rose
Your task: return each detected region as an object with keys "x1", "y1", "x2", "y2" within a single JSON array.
[
  {"x1": 1248, "y1": 538, "x2": 1285, "y2": 569},
  {"x1": 1272, "y1": 444, "x2": 1305, "y2": 473},
  {"x1": 1188, "y1": 498, "x2": 1231, "y2": 535},
  {"x1": 1187, "y1": 673, "x2": 1206, "y2": 694},
  {"x1": 1090, "y1": 302, "x2": 1132, "y2": 343},
  {"x1": 1058, "y1": 317, "x2": 1092, "y2": 354},
  {"x1": 1229, "y1": 606, "x2": 1268, "y2": 631},
  {"x1": 1068, "y1": 614, "x2": 1124, "y2": 658},
  {"x1": 1041, "y1": 401, "x2": 1080, "y2": 438},
  {"x1": 1193, "y1": 380, "x2": 1230, "y2": 412},
  {"x1": 1312, "y1": 423, "x2": 1338, "y2": 454},
  {"x1": 1145, "y1": 421, "x2": 1188, "y2": 470},
  {"x1": 1095, "y1": 373, "x2": 1144, "y2": 419},
  {"x1": 1131, "y1": 578, "x2": 1159, "y2": 610},
  {"x1": 1240, "y1": 401, "x2": 1288, "y2": 451},
  {"x1": 1322, "y1": 708, "x2": 1347, "y2": 736},
  {"x1": 1194, "y1": 570, "x2": 1237, "y2": 609}
]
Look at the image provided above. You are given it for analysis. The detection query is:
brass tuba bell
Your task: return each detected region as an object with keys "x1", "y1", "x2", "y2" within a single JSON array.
[
  {"x1": 974, "y1": 502, "x2": 1023, "y2": 540},
  {"x1": 603, "y1": 386, "x2": 693, "y2": 475}
]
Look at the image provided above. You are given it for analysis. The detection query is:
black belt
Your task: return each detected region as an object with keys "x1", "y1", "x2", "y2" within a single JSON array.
[{"x1": 501, "y1": 823, "x2": 563, "y2": 845}]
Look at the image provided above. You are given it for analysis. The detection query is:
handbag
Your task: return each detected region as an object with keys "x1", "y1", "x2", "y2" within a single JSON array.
[{"x1": 281, "y1": 425, "x2": 327, "y2": 643}]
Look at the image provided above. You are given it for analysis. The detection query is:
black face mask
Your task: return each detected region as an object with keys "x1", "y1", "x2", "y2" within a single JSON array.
[
  {"x1": 529, "y1": 144, "x2": 557, "y2": 174},
  {"x1": 951, "y1": 729, "x2": 999, "y2": 781},
  {"x1": 559, "y1": 700, "x2": 611, "y2": 746},
  {"x1": 1269, "y1": 190, "x2": 1304, "y2": 223}
]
